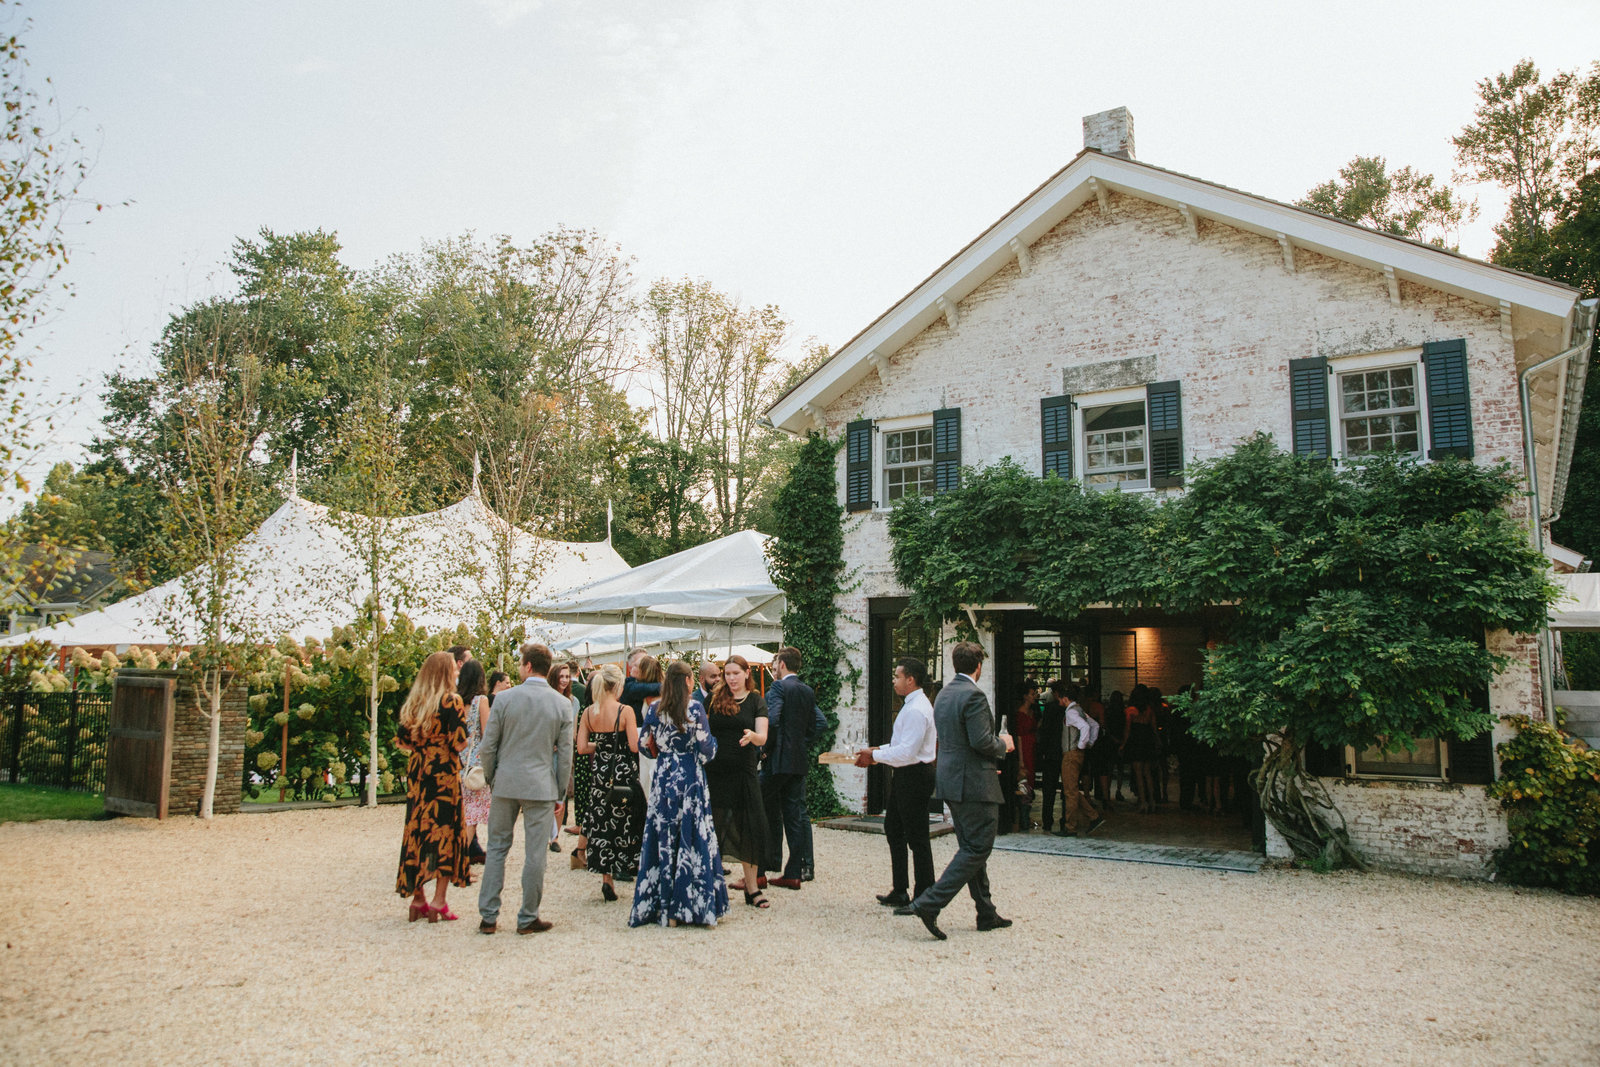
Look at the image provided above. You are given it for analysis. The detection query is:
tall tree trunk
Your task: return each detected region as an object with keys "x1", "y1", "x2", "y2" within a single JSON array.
[{"x1": 199, "y1": 669, "x2": 221, "y2": 820}]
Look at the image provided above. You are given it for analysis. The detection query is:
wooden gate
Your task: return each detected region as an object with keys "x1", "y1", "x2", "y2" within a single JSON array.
[{"x1": 104, "y1": 672, "x2": 177, "y2": 818}]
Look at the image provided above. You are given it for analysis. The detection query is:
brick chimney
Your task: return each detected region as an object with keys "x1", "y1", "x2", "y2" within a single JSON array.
[{"x1": 1083, "y1": 107, "x2": 1135, "y2": 160}]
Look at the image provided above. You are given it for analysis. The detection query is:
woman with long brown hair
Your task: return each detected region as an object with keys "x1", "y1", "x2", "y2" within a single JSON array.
[
  {"x1": 457, "y1": 658, "x2": 492, "y2": 868},
  {"x1": 629, "y1": 660, "x2": 728, "y2": 928},
  {"x1": 395, "y1": 650, "x2": 473, "y2": 922},
  {"x1": 704, "y1": 655, "x2": 771, "y2": 909}
]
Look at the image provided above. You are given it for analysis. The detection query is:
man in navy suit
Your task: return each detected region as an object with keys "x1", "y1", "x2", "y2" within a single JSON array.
[
  {"x1": 760, "y1": 646, "x2": 825, "y2": 890},
  {"x1": 897, "y1": 641, "x2": 1013, "y2": 940}
]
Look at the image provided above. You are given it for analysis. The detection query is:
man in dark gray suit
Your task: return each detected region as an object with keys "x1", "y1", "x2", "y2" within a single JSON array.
[
  {"x1": 897, "y1": 641, "x2": 1013, "y2": 940},
  {"x1": 476, "y1": 642, "x2": 573, "y2": 935}
]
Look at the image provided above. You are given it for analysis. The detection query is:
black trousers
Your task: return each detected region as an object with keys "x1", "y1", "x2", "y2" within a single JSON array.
[
  {"x1": 1037, "y1": 749, "x2": 1062, "y2": 830},
  {"x1": 884, "y1": 761, "x2": 936, "y2": 898}
]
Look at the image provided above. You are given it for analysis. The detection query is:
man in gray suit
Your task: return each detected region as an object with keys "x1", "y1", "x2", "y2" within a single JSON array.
[
  {"x1": 477, "y1": 642, "x2": 573, "y2": 935},
  {"x1": 896, "y1": 641, "x2": 1013, "y2": 940}
]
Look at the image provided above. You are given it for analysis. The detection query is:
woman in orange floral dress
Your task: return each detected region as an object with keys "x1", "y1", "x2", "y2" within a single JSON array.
[{"x1": 395, "y1": 650, "x2": 473, "y2": 922}]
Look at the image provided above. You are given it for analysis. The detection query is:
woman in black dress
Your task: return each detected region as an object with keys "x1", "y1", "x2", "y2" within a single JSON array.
[
  {"x1": 704, "y1": 655, "x2": 771, "y2": 909},
  {"x1": 576, "y1": 663, "x2": 641, "y2": 902},
  {"x1": 1125, "y1": 686, "x2": 1160, "y2": 813}
]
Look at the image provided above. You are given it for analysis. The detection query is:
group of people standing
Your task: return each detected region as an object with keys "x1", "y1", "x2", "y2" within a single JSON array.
[{"x1": 392, "y1": 640, "x2": 826, "y2": 934}]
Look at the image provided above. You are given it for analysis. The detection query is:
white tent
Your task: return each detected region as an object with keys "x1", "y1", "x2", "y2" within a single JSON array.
[
  {"x1": 1551, "y1": 572, "x2": 1600, "y2": 631},
  {"x1": 527, "y1": 529, "x2": 785, "y2": 648},
  {"x1": 0, "y1": 493, "x2": 631, "y2": 650}
]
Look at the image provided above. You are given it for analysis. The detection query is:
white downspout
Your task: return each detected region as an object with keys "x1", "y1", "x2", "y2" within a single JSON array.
[{"x1": 1519, "y1": 298, "x2": 1598, "y2": 722}]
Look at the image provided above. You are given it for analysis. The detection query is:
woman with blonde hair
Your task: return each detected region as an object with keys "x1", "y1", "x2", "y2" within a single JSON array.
[
  {"x1": 575, "y1": 662, "x2": 641, "y2": 901},
  {"x1": 395, "y1": 650, "x2": 473, "y2": 922}
]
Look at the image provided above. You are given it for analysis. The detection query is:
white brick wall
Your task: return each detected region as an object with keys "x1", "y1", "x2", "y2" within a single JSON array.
[{"x1": 815, "y1": 192, "x2": 1540, "y2": 875}]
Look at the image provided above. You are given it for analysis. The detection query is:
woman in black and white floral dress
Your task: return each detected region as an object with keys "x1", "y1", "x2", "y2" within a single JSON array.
[{"x1": 576, "y1": 664, "x2": 640, "y2": 901}]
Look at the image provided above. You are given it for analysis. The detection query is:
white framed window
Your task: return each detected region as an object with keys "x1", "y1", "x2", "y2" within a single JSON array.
[
  {"x1": 1080, "y1": 389, "x2": 1148, "y2": 490},
  {"x1": 1348, "y1": 737, "x2": 1446, "y2": 780},
  {"x1": 883, "y1": 425, "x2": 935, "y2": 502},
  {"x1": 1332, "y1": 351, "x2": 1426, "y2": 460}
]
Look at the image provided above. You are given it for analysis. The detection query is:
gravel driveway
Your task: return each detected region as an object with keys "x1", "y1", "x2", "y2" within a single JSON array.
[{"x1": 2, "y1": 806, "x2": 1595, "y2": 1064}]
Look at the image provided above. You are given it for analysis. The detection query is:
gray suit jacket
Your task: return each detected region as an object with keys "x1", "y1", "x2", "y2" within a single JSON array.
[
  {"x1": 479, "y1": 675, "x2": 573, "y2": 802},
  {"x1": 931, "y1": 674, "x2": 1006, "y2": 804}
]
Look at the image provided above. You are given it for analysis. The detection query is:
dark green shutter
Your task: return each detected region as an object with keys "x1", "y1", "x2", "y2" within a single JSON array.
[
  {"x1": 1146, "y1": 380, "x2": 1184, "y2": 487},
  {"x1": 933, "y1": 407, "x2": 961, "y2": 493},
  {"x1": 1289, "y1": 356, "x2": 1331, "y2": 459},
  {"x1": 1423, "y1": 339, "x2": 1473, "y2": 460},
  {"x1": 1449, "y1": 682, "x2": 1495, "y2": 784},
  {"x1": 845, "y1": 418, "x2": 873, "y2": 512},
  {"x1": 1041, "y1": 395, "x2": 1073, "y2": 479}
]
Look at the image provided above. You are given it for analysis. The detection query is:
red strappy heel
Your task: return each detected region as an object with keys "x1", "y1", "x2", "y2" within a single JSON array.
[
  {"x1": 431, "y1": 904, "x2": 459, "y2": 922},
  {"x1": 408, "y1": 898, "x2": 429, "y2": 922}
]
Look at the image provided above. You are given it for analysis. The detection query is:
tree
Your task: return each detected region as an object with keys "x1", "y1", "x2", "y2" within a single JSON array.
[
  {"x1": 321, "y1": 363, "x2": 413, "y2": 807},
  {"x1": 1453, "y1": 60, "x2": 1600, "y2": 271},
  {"x1": 157, "y1": 312, "x2": 274, "y2": 820},
  {"x1": 1297, "y1": 155, "x2": 1476, "y2": 247}
]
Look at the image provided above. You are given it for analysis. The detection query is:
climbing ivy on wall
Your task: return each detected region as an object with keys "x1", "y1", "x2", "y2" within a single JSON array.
[
  {"x1": 766, "y1": 431, "x2": 854, "y2": 819},
  {"x1": 889, "y1": 434, "x2": 1557, "y2": 866}
]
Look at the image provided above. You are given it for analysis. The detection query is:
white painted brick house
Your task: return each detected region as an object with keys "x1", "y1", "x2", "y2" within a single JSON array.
[{"x1": 766, "y1": 108, "x2": 1598, "y2": 879}]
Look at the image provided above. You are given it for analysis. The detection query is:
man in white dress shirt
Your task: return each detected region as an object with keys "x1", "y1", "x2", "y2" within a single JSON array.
[
  {"x1": 855, "y1": 657, "x2": 939, "y2": 908},
  {"x1": 1055, "y1": 683, "x2": 1105, "y2": 837}
]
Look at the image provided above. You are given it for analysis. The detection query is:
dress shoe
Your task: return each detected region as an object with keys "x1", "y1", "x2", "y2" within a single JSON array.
[
  {"x1": 976, "y1": 914, "x2": 1013, "y2": 932},
  {"x1": 770, "y1": 877, "x2": 803, "y2": 890},
  {"x1": 912, "y1": 905, "x2": 947, "y2": 941},
  {"x1": 549, "y1": 841, "x2": 561, "y2": 853},
  {"x1": 478, "y1": 920, "x2": 496, "y2": 935},
  {"x1": 1086, "y1": 816, "x2": 1106, "y2": 834},
  {"x1": 892, "y1": 903, "x2": 919, "y2": 916},
  {"x1": 876, "y1": 891, "x2": 911, "y2": 907},
  {"x1": 516, "y1": 919, "x2": 554, "y2": 934}
]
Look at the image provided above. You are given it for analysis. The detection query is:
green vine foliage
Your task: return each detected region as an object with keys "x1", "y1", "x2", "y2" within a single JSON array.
[
  {"x1": 1490, "y1": 715, "x2": 1600, "y2": 894},
  {"x1": 766, "y1": 431, "x2": 853, "y2": 819},
  {"x1": 890, "y1": 434, "x2": 1556, "y2": 864}
]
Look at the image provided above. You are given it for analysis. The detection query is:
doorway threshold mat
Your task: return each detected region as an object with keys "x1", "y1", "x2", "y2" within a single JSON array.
[{"x1": 993, "y1": 832, "x2": 1264, "y2": 872}]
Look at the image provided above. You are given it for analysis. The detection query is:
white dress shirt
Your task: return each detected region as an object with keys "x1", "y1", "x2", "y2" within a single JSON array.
[
  {"x1": 874, "y1": 688, "x2": 938, "y2": 767},
  {"x1": 1064, "y1": 700, "x2": 1099, "y2": 750}
]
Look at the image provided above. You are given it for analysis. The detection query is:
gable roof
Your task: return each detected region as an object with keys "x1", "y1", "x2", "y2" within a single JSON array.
[{"x1": 766, "y1": 148, "x2": 1586, "y2": 434}]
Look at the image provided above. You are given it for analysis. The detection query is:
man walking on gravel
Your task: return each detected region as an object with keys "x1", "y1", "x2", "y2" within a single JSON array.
[
  {"x1": 897, "y1": 641, "x2": 1012, "y2": 940},
  {"x1": 477, "y1": 642, "x2": 573, "y2": 936}
]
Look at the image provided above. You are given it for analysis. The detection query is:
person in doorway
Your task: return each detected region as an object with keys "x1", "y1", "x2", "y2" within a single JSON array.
[
  {"x1": 760, "y1": 646, "x2": 824, "y2": 890},
  {"x1": 1085, "y1": 690, "x2": 1115, "y2": 808},
  {"x1": 1104, "y1": 690, "x2": 1128, "y2": 803},
  {"x1": 1012, "y1": 680, "x2": 1039, "y2": 828},
  {"x1": 1124, "y1": 687, "x2": 1160, "y2": 813},
  {"x1": 855, "y1": 656, "x2": 938, "y2": 908},
  {"x1": 704, "y1": 655, "x2": 771, "y2": 909},
  {"x1": 476, "y1": 643, "x2": 573, "y2": 935},
  {"x1": 896, "y1": 641, "x2": 1013, "y2": 940},
  {"x1": 395, "y1": 651, "x2": 472, "y2": 923},
  {"x1": 1055, "y1": 686, "x2": 1104, "y2": 837},
  {"x1": 1035, "y1": 682, "x2": 1065, "y2": 832}
]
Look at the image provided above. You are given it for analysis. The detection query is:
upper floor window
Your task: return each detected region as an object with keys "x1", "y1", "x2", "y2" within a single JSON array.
[
  {"x1": 1339, "y1": 365, "x2": 1421, "y2": 457},
  {"x1": 883, "y1": 426, "x2": 935, "y2": 501},
  {"x1": 1082, "y1": 400, "x2": 1148, "y2": 489}
]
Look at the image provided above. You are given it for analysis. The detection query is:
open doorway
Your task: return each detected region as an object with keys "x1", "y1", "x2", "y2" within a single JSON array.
[{"x1": 994, "y1": 609, "x2": 1262, "y2": 855}]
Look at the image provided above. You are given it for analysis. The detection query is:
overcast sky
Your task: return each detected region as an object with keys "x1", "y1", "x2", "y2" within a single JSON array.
[{"x1": 15, "y1": 0, "x2": 1599, "y2": 497}]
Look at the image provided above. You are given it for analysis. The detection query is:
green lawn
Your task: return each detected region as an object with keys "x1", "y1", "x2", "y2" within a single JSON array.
[{"x1": 0, "y1": 783, "x2": 107, "y2": 823}]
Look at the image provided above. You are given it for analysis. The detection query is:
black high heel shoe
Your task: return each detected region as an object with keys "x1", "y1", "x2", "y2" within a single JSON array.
[{"x1": 601, "y1": 882, "x2": 618, "y2": 902}]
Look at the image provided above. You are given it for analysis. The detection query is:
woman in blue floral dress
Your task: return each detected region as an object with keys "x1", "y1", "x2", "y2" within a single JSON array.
[{"x1": 629, "y1": 660, "x2": 729, "y2": 928}]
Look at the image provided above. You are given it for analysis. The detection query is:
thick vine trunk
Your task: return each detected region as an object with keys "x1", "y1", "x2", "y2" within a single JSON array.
[{"x1": 1251, "y1": 735, "x2": 1366, "y2": 871}]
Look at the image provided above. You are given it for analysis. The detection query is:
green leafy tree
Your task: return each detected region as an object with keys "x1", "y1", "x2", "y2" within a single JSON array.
[{"x1": 1297, "y1": 155, "x2": 1476, "y2": 247}]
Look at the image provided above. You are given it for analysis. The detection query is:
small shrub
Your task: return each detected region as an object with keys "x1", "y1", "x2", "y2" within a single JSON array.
[{"x1": 1490, "y1": 714, "x2": 1600, "y2": 895}]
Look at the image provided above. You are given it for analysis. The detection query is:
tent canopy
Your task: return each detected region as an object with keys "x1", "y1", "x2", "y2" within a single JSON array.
[
  {"x1": 0, "y1": 494, "x2": 631, "y2": 650},
  {"x1": 527, "y1": 529, "x2": 785, "y2": 644},
  {"x1": 1552, "y1": 573, "x2": 1600, "y2": 631}
]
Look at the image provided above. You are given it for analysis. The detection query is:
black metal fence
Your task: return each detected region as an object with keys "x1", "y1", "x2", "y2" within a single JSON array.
[{"x1": 0, "y1": 690, "x2": 112, "y2": 793}]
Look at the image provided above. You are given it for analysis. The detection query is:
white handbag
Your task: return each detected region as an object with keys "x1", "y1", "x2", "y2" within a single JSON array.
[{"x1": 464, "y1": 764, "x2": 487, "y2": 791}]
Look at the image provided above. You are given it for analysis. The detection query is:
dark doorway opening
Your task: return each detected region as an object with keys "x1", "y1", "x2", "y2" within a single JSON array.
[{"x1": 866, "y1": 599, "x2": 941, "y2": 815}]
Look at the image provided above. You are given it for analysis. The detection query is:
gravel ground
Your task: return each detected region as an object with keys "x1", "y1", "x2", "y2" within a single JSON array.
[{"x1": 2, "y1": 806, "x2": 1596, "y2": 1065}]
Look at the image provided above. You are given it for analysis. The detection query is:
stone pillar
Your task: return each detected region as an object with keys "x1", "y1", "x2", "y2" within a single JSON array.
[{"x1": 163, "y1": 670, "x2": 248, "y2": 816}]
